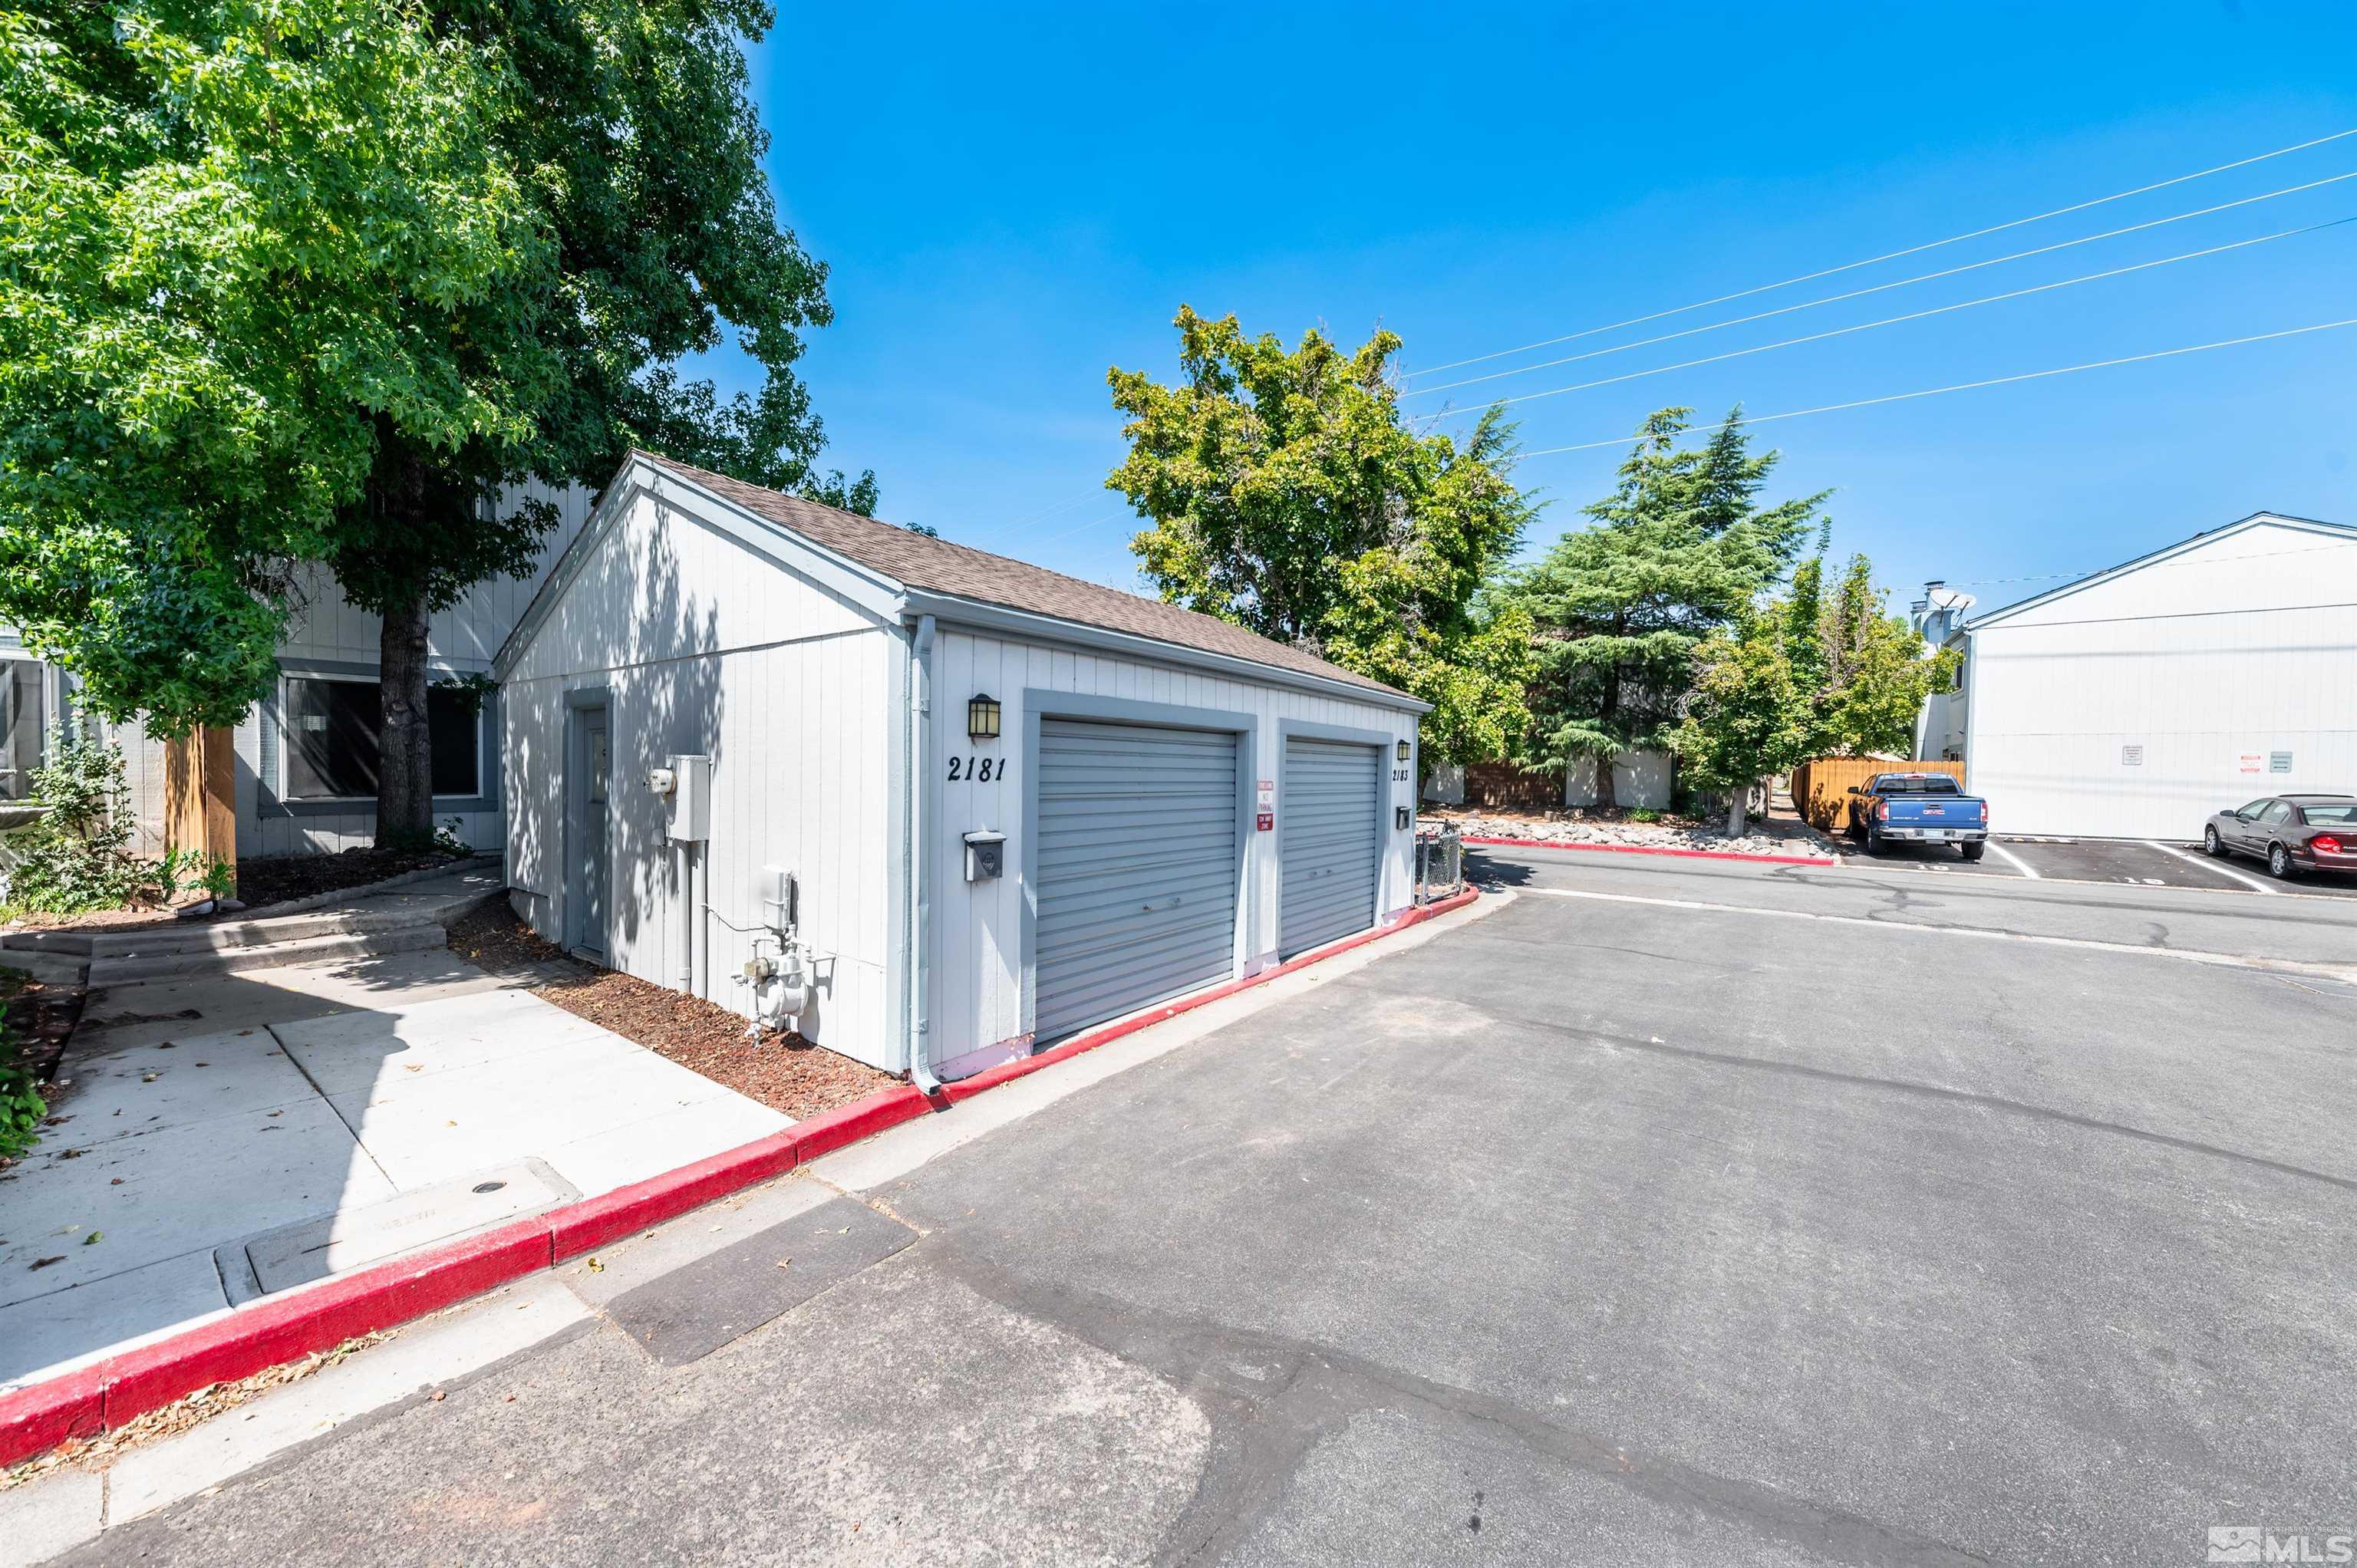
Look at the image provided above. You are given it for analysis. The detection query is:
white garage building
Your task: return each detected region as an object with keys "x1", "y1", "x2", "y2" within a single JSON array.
[
  {"x1": 492, "y1": 452, "x2": 1426, "y2": 1086},
  {"x1": 1934, "y1": 511, "x2": 2357, "y2": 840}
]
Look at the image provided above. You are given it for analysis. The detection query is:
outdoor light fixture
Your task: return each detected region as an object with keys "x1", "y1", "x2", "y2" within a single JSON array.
[
  {"x1": 1396, "y1": 740, "x2": 1412, "y2": 763},
  {"x1": 967, "y1": 693, "x2": 1001, "y2": 743}
]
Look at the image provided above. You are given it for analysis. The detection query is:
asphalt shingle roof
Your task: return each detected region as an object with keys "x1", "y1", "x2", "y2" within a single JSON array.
[{"x1": 638, "y1": 451, "x2": 1410, "y2": 701}]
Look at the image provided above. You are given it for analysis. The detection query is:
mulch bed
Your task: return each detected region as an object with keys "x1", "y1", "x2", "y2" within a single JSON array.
[
  {"x1": 443, "y1": 904, "x2": 898, "y2": 1122},
  {"x1": 2, "y1": 846, "x2": 472, "y2": 934}
]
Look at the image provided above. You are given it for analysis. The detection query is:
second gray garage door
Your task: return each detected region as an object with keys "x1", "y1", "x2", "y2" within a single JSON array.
[
  {"x1": 1033, "y1": 717, "x2": 1241, "y2": 1043},
  {"x1": 1280, "y1": 735, "x2": 1381, "y2": 957}
]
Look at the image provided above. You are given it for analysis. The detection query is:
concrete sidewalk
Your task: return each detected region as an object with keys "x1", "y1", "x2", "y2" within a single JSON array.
[{"x1": 1, "y1": 950, "x2": 789, "y2": 1392}]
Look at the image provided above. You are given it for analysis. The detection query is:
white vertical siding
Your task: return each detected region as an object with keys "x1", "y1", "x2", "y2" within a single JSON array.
[
  {"x1": 925, "y1": 628, "x2": 1420, "y2": 1069},
  {"x1": 1966, "y1": 521, "x2": 2357, "y2": 838},
  {"x1": 500, "y1": 485, "x2": 899, "y2": 1069}
]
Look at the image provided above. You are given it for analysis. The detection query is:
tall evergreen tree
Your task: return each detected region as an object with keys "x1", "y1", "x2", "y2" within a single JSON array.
[{"x1": 1498, "y1": 408, "x2": 1823, "y2": 806}]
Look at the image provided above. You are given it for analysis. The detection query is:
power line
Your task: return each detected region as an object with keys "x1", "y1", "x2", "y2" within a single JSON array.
[
  {"x1": 1420, "y1": 216, "x2": 2356, "y2": 416},
  {"x1": 1406, "y1": 173, "x2": 2357, "y2": 400},
  {"x1": 1404, "y1": 128, "x2": 2357, "y2": 379},
  {"x1": 1508, "y1": 318, "x2": 2357, "y2": 460},
  {"x1": 1938, "y1": 533, "x2": 2357, "y2": 591}
]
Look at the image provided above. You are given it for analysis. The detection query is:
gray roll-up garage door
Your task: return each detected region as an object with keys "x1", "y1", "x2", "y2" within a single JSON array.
[
  {"x1": 1280, "y1": 736, "x2": 1381, "y2": 958},
  {"x1": 1034, "y1": 718, "x2": 1239, "y2": 1043}
]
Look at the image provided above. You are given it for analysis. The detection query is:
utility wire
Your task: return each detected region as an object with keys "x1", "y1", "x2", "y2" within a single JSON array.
[
  {"x1": 1407, "y1": 173, "x2": 2357, "y2": 400},
  {"x1": 1508, "y1": 318, "x2": 2357, "y2": 460},
  {"x1": 1404, "y1": 128, "x2": 2357, "y2": 379},
  {"x1": 1938, "y1": 534, "x2": 2357, "y2": 591},
  {"x1": 1418, "y1": 216, "x2": 2356, "y2": 415}
]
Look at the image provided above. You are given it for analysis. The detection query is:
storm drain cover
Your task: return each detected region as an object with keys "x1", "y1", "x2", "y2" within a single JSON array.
[{"x1": 604, "y1": 1195, "x2": 915, "y2": 1366}]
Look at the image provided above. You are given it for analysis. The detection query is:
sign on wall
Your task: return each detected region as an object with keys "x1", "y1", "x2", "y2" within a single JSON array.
[
  {"x1": 2238, "y1": 753, "x2": 2263, "y2": 775},
  {"x1": 2271, "y1": 751, "x2": 2294, "y2": 774},
  {"x1": 2120, "y1": 744, "x2": 2144, "y2": 767}
]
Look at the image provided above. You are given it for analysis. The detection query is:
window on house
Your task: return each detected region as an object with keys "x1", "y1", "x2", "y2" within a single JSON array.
[
  {"x1": 284, "y1": 678, "x2": 481, "y2": 801},
  {"x1": 0, "y1": 660, "x2": 45, "y2": 801}
]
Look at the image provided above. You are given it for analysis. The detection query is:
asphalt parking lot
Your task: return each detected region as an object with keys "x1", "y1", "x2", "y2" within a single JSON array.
[
  {"x1": 60, "y1": 846, "x2": 2357, "y2": 1568},
  {"x1": 1829, "y1": 828, "x2": 2357, "y2": 898}
]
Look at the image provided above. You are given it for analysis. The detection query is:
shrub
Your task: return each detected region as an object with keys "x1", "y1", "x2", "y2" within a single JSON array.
[
  {"x1": 5, "y1": 730, "x2": 146, "y2": 914},
  {"x1": 0, "y1": 968, "x2": 44, "y2": 1161}
]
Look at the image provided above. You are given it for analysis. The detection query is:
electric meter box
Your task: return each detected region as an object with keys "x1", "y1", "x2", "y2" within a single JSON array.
[{"x1": 665, "y1": 754, "x2": 712, "y2": 842}]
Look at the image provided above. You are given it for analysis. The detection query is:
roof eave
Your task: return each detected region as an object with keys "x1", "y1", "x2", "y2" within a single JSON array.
[
  {"x1": 899, "y1": 588, "x2": 1432, "y2": 714},
  {"x1": 1964, "y1": 512, "x2": 2355, "y2": 634}
]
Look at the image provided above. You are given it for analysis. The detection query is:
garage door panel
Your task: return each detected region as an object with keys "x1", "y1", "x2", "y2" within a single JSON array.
[
  {"x1": 1034, "y1": 717, "x2": 1239, "y2": 1043},
  {"x1": 1280, "y1": 735, "x2": 1380, "y2": 958},
  {"x1": 1037, "y1": 865, "x2": 1239, "y2": 927}
]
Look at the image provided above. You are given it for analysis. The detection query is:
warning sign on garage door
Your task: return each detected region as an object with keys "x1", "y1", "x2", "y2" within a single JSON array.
[
  {"x1": 2271, "y1": 751, "x2": 2294, "y2": 773},
  {"x1": 2238, "y1": 753, "x2": 2263, "y2": 774}
]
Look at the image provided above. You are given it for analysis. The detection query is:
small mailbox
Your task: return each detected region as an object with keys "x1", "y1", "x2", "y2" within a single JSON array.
[{"x1": 962, "y1": 829, "x2": 1006, "y2": 882}]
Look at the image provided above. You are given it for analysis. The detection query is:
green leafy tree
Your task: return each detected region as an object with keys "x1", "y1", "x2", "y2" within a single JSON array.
[
  {"x1": 1106, "y1": 307, "x2": 1537, "y2": 763},
  {"x1": 1674, "y1": 612, "x2": 1812, "y2": 837},
  {"x1": 1499, "y1": 408, "x2": 1824, "y2": 806},
  {"x1": 0, "y1": 0, "x2": 546, "y2": 736},
  {"x1": 1, "y1": 0, "x2": 875, "y2": 846},
  {"x1": 1806, "y1": 553, "x2": 1960, "y2": 759}
]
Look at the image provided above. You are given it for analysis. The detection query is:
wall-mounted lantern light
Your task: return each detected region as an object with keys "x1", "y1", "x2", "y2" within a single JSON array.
[
  {"x1": 1396, "y1": 740, "x2": 1412, "y2": 763},
  {"x1": 967, "y1": 693, "x2": 1001, "y2": 743}
]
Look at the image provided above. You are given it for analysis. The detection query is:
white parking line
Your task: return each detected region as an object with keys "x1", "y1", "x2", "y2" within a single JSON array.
[
  {"x1": 1982, "y1": 840, "x2": 2042, "y2": 879},
  {"x1": 2144, "y1": 838, "x2": 2280, "y2": 896},
  {"x1": 1518, "y1": 886, "x2": 2352, "y2": 980}
]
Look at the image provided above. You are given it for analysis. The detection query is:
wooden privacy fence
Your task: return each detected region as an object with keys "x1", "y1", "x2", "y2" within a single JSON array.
[
  {"x1": 163, "y1": 725, "x2": 237, "y2": 893},
  {"x1": 1788, "y1": 757, "x2": 1966, "y2": 833}
]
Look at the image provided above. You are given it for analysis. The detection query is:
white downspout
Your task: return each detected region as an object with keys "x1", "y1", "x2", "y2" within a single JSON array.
[
  {"x1": 907, "y1": 614, "x2": 941, "y2": 1095},
  {"x1": 674, "y1": 842, "x2": 693, "y2": 992},
  {"x1": 692, "y1": 843, "x2": 710, "y2": 1002}
]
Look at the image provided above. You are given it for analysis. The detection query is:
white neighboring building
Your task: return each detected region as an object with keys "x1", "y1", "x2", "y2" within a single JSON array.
[
  {"x1": 3, "y1": 484, "x2": 596, "y2": 857},
  {"x1": 492, "y1": 452, "x2": 1426, "y2": 1082},
  {"x1": 1932, "y1": 512, "x2": 2357, "y2": 841}
]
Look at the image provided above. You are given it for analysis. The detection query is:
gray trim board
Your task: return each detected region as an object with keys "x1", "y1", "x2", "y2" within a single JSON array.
[
  {"x1": 910, "y1": 593, "x2": 1430, "y2": 714},
  {"x1": 1017, "y1": 689, "x2": 1258, "y2": 1046},
  {"x1": 1963, "y1": 512, "x2": 2356, "y2": 631},
  {"x1": 493, "y1": 460, "x2": 905, "y2": 681}
]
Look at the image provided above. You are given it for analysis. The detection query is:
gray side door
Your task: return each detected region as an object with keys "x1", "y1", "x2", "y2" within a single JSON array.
[
  {"x1": 1033, "y1": 717, "x2": 1239, "y2": 1043},
  {"x1": 569, "y1": 704, "x2": 611, "y2": 959},
  {"x1": 1279, "y1": 735, "x2": 1380, "y2": 958}
]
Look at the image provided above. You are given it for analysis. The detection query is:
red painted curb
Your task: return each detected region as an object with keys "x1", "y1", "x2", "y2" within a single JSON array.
[
  {"x1": 940, "y1": 887, "x2": 1482, "y2": 1104},
  {"x1": 0, "y1": 1369, "x2": 103, "y2": 1463},
  {"x1": 0, "y1": 892, "x2": 1479, "y2": 1468},
  {"x1": 101, "y1": 1217, "x2": 555, "y2": 1421},
  {"x1": 1457, "y1": 835, "x2": 1835, "y2": 867}
]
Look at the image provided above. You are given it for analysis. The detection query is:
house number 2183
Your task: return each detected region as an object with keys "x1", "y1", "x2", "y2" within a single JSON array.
[{"x1": 947, "y1": 756, "x2": 1000, "y2": 782}]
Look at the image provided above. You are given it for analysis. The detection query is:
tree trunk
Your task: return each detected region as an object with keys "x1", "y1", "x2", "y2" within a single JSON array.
[
  {"x1": 1726, "y1": 782, "x2": 1749, "y2": 838},
  {"x1": 376, "y1": 598, "x2": 433, "y2": 849}
]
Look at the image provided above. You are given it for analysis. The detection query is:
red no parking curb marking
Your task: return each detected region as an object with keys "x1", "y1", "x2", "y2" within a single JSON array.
[{"x1": 0, "y1": 888, "x2": 1482, "y2": 1468}]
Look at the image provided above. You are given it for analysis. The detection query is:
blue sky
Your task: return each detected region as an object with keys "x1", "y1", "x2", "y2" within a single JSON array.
[{"x1": 730, "y1": 2, "x2": 2356, "y2": 618}]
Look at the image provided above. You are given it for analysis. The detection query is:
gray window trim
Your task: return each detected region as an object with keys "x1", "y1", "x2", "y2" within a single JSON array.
[
  {"x1": 262, "y1": 664, "x2": 502, "y2": 819},
  {"x1": 1274, "y1": 719, "x2": 1398, "y2": 951},
  {"x1": 1017, "y1": 688, "x2": 1258, "y2": 1043}
]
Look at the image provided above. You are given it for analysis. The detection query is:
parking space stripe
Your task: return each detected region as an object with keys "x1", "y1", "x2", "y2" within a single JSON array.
[
  {"x1": 2144, "y1": 838, "x2": 2280, "y2": 896},
  {"x1": 1518, "y1": 886, "x2": 2352, "y2": 981},
  {"x1": 1983, "y1": 840, "x2": 2042, "y2": 879}
]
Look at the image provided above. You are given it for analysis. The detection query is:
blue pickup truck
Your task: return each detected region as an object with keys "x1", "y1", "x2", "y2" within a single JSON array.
[{"x1": 1847, "y1": 772, "x2": 1989, "y2": 861}]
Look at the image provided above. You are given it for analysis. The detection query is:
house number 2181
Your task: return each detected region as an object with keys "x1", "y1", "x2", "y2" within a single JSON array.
[{"x1": 947, "y1": 756, "x2": 1000, "y2": 782}]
